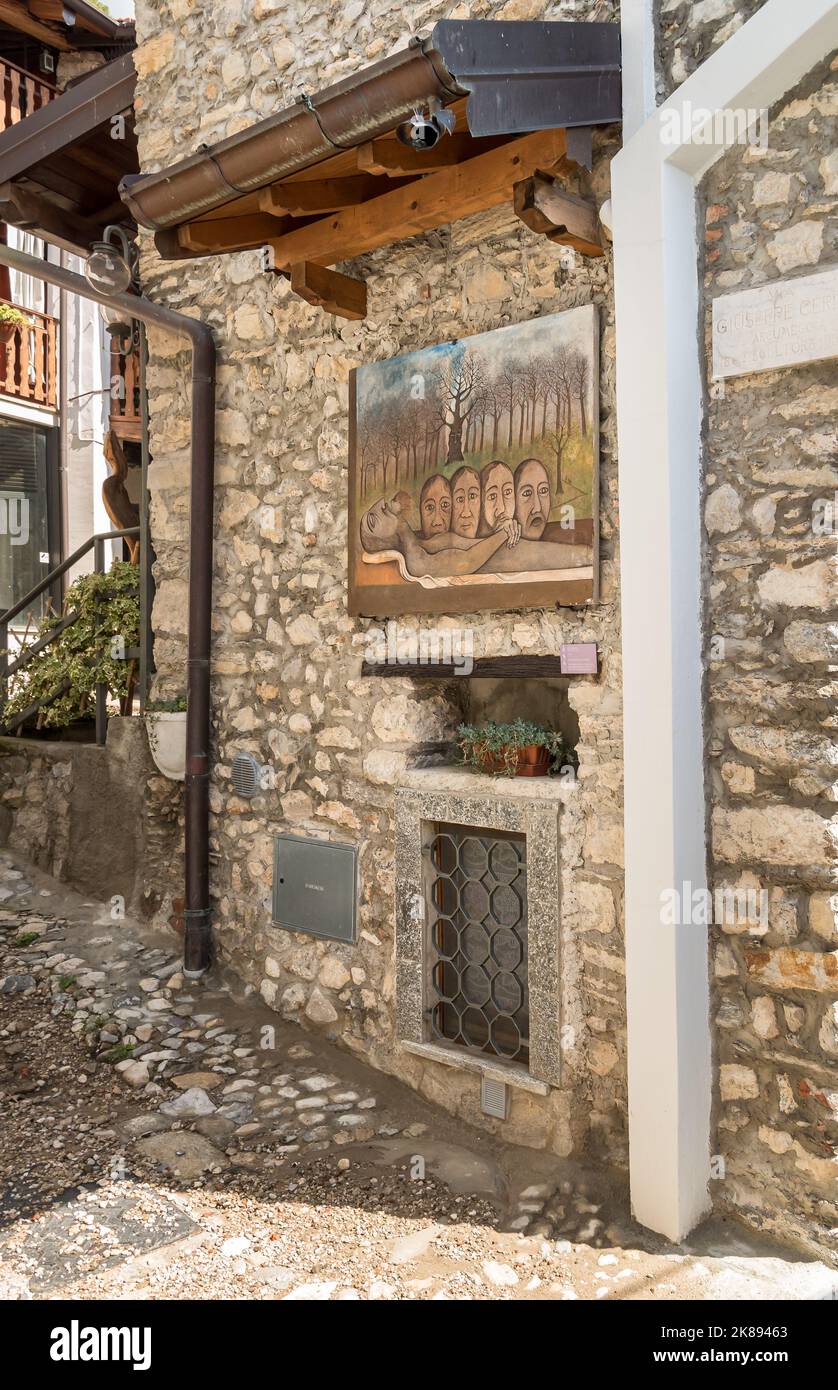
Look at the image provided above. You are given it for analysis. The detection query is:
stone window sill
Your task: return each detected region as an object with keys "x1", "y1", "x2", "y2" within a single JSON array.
[
  {"x1": 398, "y1": 765, "x2": 576, "y2": 803},
  {"x1": 399, "y1": 1038, "x2": 550, "y2": 1095}
]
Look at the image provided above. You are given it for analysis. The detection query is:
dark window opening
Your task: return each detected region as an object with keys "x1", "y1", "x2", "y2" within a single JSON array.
[{"x1": 423, "y1": 820, "x2": 529, "y2": 1066}]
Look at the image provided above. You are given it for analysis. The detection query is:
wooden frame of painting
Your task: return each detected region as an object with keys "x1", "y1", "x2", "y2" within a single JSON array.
[{"x1": 348, "y1": 304, "x2": 600, "y2": 617}]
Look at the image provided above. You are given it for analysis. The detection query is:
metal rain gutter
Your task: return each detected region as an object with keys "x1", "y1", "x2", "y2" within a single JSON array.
[
  {"x1": 119, "y1": 18, "x2": 621, "y2": 238},
  {"x1": 0, "y1": 242, "x2": 216, "y2": 978}
]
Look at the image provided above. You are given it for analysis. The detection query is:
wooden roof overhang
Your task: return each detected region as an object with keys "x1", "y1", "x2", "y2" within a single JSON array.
[
  {"x1": 0, "y1": 0, "x2": 134, "y2": 53},
  {"x1": 0, "y1": 50, "x2": 138, "y2": 253},
  {"x1": 121, "y1": 19, "x2": 621, "y2": 320}
]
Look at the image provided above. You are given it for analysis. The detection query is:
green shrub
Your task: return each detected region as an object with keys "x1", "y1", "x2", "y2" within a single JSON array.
[{"x1": 4, "y1": 561, "x2": 139, "y2": 728}]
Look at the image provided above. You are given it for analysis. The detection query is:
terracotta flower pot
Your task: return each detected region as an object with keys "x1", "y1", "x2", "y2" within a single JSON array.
[
  {"x1": 515, "y1": 743, "x2": 552, "y2": 777},
  {"x1": 0, "y1": 321, "x2": 18, "y2": 346},
  {"x1": 476, "y1": 742, "x2": 552, "y2": 777}
]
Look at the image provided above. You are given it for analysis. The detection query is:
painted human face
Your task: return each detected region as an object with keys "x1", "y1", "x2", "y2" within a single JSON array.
[
  {"x1": 420, "y1": 475, "x2": 451, "y2": 538},
  {"x1": 360, "y1": 496, "x2": 400, "y2": 551},
  {"x1": 514, "y1": 460, "x2": 551, "y2": 539},
  {"x1": 451, "y1": 468, "x2": 480, "y2": 538},
  {"x1": 481, "y1": 462, "x2": 515, "y2": 531}
]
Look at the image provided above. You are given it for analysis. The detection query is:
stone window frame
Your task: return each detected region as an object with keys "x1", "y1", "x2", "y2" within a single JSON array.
[{"x1": 394, "y1": 783, "x2": 561, "y2": 1092}]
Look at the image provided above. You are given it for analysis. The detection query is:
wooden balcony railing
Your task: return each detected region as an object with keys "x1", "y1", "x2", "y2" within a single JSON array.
[
  {"x1": 0, "y1": 301, "x2": 57, "y2": 409},
  {"x1": 0, "y1": 56, "x2": 57, "y2": 130},
  {"x1": 108, "y1": 339, "x2": 142, "y2": 440}
]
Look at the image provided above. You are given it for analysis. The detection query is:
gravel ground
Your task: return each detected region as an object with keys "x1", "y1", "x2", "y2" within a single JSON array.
[{"x1": 1, "y1": 851, "x2": 836, "y2": 1302}]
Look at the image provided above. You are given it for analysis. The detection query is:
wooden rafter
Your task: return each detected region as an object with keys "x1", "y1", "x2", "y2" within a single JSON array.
[
  {"x1": 0, "y1": 0, "x2": 71, "y2": 48},
  {"x1": 513, "y1": 173, "x2": 604, "y2": 257},
  {"x1": 177, "y1": 213, "x2": 293, "y2": 256},
  {"x1": 356, "y1": 134, "x2": 508, "y2": 176},
  {"x1": 268, "y1": 127, "x2": 568, "y2": 271},
  {"x1": 259, "y1": 175, "x2": 398, "y2": 217},
  {"x1": 290, "y1": 262, "x2": 366, "y2": 320}
]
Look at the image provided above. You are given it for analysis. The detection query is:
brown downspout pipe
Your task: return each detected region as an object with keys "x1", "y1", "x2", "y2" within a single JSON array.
[{"x1": 0, "y1": 242, "x2": 216, "y2": 976}]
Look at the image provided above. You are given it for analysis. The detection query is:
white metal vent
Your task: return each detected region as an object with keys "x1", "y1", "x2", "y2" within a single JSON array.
[
  {"x1": 231, "y1": 751, "x2": 261, "y2": 798},
  {"x1": 480, "y1": 1075, "x2": 508, "y2": 1120}
]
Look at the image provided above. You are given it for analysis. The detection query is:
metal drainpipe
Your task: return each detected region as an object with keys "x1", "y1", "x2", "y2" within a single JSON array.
[{"x1": 0, "y1": 243, "x2": 216, "y2": 977}]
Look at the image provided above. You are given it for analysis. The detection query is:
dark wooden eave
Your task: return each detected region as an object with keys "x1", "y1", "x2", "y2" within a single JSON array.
[
  {"x1": 0, "y1": 50, "x2": 137, "y2": 252},
  {"x1": 120, "y1": 20, "x2": 621, "y2": 320},
  {"x1": 0, "y1": 0, "x2": 133, "y2": 51}
]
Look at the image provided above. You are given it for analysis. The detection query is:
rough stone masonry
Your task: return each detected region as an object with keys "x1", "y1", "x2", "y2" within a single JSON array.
[
  {"x1": 124, "y1": 0, "x2": 837, "y2": 1258},
  {"x1": 132, "y1": 0, "x2": 626, "y2": 1167},
  {"x1": 700, "y1": 47, "x2": 838, "y2": 1254}
]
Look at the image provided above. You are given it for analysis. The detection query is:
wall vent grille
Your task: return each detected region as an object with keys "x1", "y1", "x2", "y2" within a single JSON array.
[
  {"x1": 231, "y1": 750, "x2": 261, "y2": 798},
  {"x1": 480, "y1": 1075, "x2": 508, "y2": 1120}
]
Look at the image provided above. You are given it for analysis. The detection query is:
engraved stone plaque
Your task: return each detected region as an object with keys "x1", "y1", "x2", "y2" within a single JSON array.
[{"x1": 712, "y1": 268, "x2": 838, "y2": 379}]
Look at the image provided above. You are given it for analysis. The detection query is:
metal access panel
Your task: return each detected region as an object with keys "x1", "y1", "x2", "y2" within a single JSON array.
[{"x1": 272, "y1": 833, "x2": 357, "y2": 944}]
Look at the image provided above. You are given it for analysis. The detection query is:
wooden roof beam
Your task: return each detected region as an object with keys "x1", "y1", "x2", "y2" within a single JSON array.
[
  {"x1": 513, "y1": 173, "x2": 604, "y2": 257},
  {"x1": 0, "y1": 180, "x2": 102, "y2": 253},
  {"x1": 0, "y1": 0, "x2": 71, "y2": 48},
  {"x1": 290, "y1": 262, "x2": 366, "y2": 320},
  {"x1": 259, "y1": 174, "x2": 403, "y2": 217},
  {"x1": 356, "y1": 133, "x2": 507, "y2": 176},
  {"x1": 268, "y1": 127, "x2": 568, "y2": 271},
  {"x1": 177, "y1": 213, "x2": 294, "y2": 256}
]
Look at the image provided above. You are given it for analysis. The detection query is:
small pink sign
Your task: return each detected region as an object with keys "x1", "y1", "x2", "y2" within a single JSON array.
[{"x1": 560, "y1": 642, "x2": 598, "y2": 675}]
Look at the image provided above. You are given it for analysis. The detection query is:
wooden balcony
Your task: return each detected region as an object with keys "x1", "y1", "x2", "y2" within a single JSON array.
[
  {"x1": 0, "y1": 57, "x2": 56, "y2": 132},
  {"x1": 108, "y1": 339, "x2": 142, "y2": 441},
  {"x1": 0, "y1": 300, "x2": 57, "y2": 409}
]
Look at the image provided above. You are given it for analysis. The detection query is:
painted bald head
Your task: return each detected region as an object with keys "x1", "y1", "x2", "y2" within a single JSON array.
[
  {"x1": 514, "y1": 458, "x2": 551, "y2": 539},
  {"x1": 419, "y1": 474, "x2": 451, "y2": 538},
  {"x1": 481, "y1": 460, "x2": 515, "y2": 532},
  {"x1": 450, "y1": 466, "x2": 481, "y2": 538}
]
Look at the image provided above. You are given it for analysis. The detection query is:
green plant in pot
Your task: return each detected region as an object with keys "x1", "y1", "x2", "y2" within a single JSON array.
[
  {"x1": 0, "y1": 303, "x2": 31, "y2": 345},
  {"x1": 457, "y1": 718, "x2": 570, "y2": 778},
  {"x1": 2, "y1": 561, "x2": 139, "y2": 731}
]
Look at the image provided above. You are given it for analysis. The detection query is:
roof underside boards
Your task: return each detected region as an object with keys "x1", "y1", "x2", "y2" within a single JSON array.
[{"x1": 0, "y1": 50, "x2": 137, "y2": 252}]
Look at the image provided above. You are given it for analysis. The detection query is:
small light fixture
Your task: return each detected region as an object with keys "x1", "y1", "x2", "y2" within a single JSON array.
[
  {"x1": 85, "y1": 224, "x2": 136, "y2": 295},
  {"x1": 395, "y1": 97, "x2": 456, "y2": 151}
]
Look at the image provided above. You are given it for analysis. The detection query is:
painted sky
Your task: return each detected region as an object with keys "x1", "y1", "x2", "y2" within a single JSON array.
[{"x1": 355, "y1": 305, "x2": 595, "y2": 419}]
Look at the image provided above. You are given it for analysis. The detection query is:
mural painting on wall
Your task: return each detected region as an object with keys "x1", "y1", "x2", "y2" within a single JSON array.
[{"x1": 348, "y1": 304, "x2": 599, "y2": 617}]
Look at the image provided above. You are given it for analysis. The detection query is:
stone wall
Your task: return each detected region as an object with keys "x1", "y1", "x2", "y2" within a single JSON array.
[
  {"x1": 656, "y1": 0, "x2": 770, "y2": 100},
  {"x1": 132, "y1": 0, "x2": 627, "y2": 1161},
  {"x1": 701, "y1": 53, "x2": 838, "y2": 1255},
  {"x1": 0, "y1": 719, "x2": 183, "y2": 920}
]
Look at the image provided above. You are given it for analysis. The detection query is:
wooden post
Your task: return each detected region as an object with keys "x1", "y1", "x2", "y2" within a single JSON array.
[{"x1": 93, "y1": 536, "x2": 107, "y2": 746}]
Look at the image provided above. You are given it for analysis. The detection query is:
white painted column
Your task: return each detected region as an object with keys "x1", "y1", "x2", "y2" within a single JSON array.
[
  {"x1": 614, "y1": 0, "x2": 838, "y2": 1240},
  {"x1": 619, "y1": 0, "x2": 657, "y2": 141}
]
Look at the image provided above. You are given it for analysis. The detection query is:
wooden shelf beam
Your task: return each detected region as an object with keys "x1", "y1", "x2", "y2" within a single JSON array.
[{"x1": 360, "y1": 653, "x2": 599, "y2": 680}]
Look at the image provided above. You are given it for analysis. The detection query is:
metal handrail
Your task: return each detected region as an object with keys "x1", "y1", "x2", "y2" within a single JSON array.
[
  {"x1": 0, "y1": 527, "x2": 139, "y2": 628},
  {"x1": 0, "y1": 526, "x2": 141, "y2": 745}
]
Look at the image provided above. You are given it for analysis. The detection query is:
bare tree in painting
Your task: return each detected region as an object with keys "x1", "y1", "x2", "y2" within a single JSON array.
[
  {"x1": 498, "y1": 362, "x2": 521, "y2": 450},
  {"x1": 433, "y1": 350, "x2": 482, "y2": 465},
  {"x1": 543, "y1": 349, "x2": 573, "y2": 492},
  {"x1": 570, "y1": 351, "x2": 589, "y2": 435}
]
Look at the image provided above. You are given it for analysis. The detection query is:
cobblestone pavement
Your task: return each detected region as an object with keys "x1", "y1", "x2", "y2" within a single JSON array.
[{"x1": 0, "y1": 851, "x2": 836, "y2": 1302}]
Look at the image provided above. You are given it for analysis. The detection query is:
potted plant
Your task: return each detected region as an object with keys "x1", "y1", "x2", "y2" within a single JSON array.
[
  {"x1": 0, "y1": 303, "x2": 30, "y2": 346},
  {"x1": 457, "y1": 718, "x2": 570, "y2": 778},
  {"x1": 144, "y1": 697, "x2": 187, "y2": 780}
]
